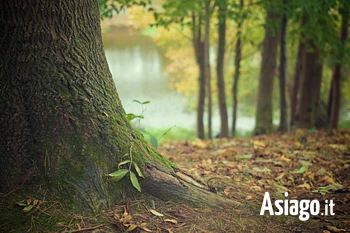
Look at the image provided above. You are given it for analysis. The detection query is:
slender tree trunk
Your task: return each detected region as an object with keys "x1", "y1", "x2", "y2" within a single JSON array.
[
  {"x1": 295, "y1": 40, "x2": 323, "y2": 129},
  {"x1": 330, "y1": 5, "x2": 349, "y2": 129},
  {"x1": 232, "y1": 0, "x2": 244, "y2": 137},
  {"x1": 216, "y1": 0, "x2": 229, "y2": 138},
  {"x1": 254, "y1": 11, "x2": 279, "y2": 135},
  {"x1": 0, "y1": 1, "x2": 235, "y2": 223},
  {"x1": 205, "y1": 0, "x2": 212, "y2": 138},
  {"x1": 290, "y1": 16, "x2": 307, "y2": 128},
  {"x1": 278, "y1": 0, "x2": 288, "y2": 132},
  {"x1": 192, "y1": 14, "x2": 206, "y2": 139}
]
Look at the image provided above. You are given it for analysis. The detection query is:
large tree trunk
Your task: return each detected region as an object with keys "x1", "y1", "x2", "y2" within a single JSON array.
[
  {"x1": 232, "y1": 0, "x2": 244, "y2": 137},
  {"x1": 278, "y1": 0, "x2": 288, "y2": 132},
  {"x1": 330, "y1": 5, "x2": 349, "y2": 129},
  {"x1": 254, "y1": 11, "x2": 279, "y2": 135},
  {"x1": 216, "y1": 0, "x2": 229, "y2": 138},
  {"x1": 294, "y1": 40, "x2": 323, "y2": 129},
  {"x1": 0, "y1": 0, "x2": 235, "y2": 220},
  {"x1": 192, "y1": 14, "x2": 206, "y2": 139}
]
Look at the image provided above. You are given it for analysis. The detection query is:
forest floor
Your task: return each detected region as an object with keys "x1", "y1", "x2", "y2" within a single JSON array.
[{"x1": 4, "y1": 129, "x2": 349, "y2": 233}]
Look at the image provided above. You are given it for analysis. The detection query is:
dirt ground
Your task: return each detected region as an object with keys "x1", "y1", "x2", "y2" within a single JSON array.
[{"x1": 2, "y1": 129, "x2": 349, "y2": 233}]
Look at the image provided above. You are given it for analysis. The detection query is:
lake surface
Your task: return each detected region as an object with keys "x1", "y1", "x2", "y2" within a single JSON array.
[{"x1": 102, "y1": 28, "x2": 255, "y2": 133}]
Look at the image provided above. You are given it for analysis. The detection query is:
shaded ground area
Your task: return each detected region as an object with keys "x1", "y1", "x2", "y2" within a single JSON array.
[{"x1": 1, "y1": 129, "x2": 349, "y2": 232}]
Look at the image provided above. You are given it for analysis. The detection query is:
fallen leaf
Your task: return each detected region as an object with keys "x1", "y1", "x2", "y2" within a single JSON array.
[
  {"x1": 320, "y1": 175, "x2": 335, "y2": 184},
  {"x1": 297, "y1": 182, "x2": 311, "y2": 190},
  {"x1": 245, "y1": 195, "x2": 253, "y2": 201},
  {"x1": 149, "y1": 209, "x2": 164, "y2": 217},
  {"x1": 126, "y1": 224, "x2": 138, "y2": 232},
  {"x1": 325, "y1": 225, "x2": 346, "y2": 232},
  {"x1": 250, "y1": 185, "x2": 263, "y2": 192},
  {"x1": 164, "y1": 219, "x2": 178, "y2": 224},
  {"x1": 192, "y1": 139, "x2": 207, "y2": 149},
  {"x1": 253, "y1": 167, "x2": 271, "y2": 173},
  {"x1": 275, "y1": 172, "x2": 285, "y2": 180},
  {"x1": 235, "y1": 154, "x2": 253, "y2": 161},
  {"x1": 253, "y1": 140, "x2": 266, "y2": 148},
  {"x1": 280, "y1": 155, "x2": 291, "y2": 162},
  {"x1": 293, "y1": 166, "x2": 307, "y2": 174}
]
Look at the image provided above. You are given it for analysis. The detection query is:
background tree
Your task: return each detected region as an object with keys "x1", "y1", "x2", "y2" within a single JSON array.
[
  {"x1": 231, "y1": 0, "x2": 244, "y2": 137},
  {"x1": 278, "y1": 0, "x2": 288, "y2": 132},
  {"x1": 216, "y1": 0, "x2": 229, "y2": 138},
  {"x1": 290, "y1": 16, "x2": 307, "y2": 128},
  {"x1": 205, "y1": 0, "x2": 213, "y2": 138},
  {"x1": 0, "y1": 0, "x2": 233, "y2": 220},
  {"x1": 154, "y1": 0, "x2": 212, "y2": 139},
  {"x1": 254, "y1": 8, "x2": 279, "y2": 135},
  {"x1": 294, "y1": 38, "x2": 323, "y2": 128},
  {"x1": 329, "y1": 3, "x2": 349, "y2": 129}
]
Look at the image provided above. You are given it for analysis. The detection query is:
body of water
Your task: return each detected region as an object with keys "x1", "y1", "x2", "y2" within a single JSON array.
[{"x1": 103, "y1": 28, "x2": 255, "y2": 133}]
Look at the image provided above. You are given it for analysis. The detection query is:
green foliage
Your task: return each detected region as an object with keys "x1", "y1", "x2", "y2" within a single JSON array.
[
  {"x1": 339, "y1": 119, "x2": 350, "y2": 129},
  {"x1": 98, "y1": 0, "x2": 152, "y2": 19},
  {"x1": 126, "y1": 99, "x2": 150, "y2": 127},
  {"x1": 107, "y1": 145, "x2": 144, "y2": 192}
]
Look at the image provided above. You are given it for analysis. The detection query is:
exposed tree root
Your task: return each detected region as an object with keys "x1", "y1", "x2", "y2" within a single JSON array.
[{"x1": 142, "y1": 164, "x2": 241, "y2": 209}]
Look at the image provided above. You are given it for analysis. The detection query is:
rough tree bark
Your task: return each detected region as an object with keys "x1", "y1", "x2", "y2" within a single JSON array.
[
  {"x1": 216, "y1": 0, "x2": 229, "y2": 138},
  {"x1": 278, "y1": 0, "x2": 288, "y2": 132},
  {"x1": 0, "y1": 0, "x2": 236, "y2": 221},
  {"x1": 330, "y1": 5, "x2": 349, "y2": 129},
  {"x1": 232, "y1": 0, "x2": 244, "y2": 137},
  {"x1": 254, "y1": 10, "x2": 279, "y2": 135}
]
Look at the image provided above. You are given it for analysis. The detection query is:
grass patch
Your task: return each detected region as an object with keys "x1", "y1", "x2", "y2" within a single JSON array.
[
  {"x1": 141, "y1": 126, "x2": 196, "y2": 144},
  {"x1": 339, "y1": 119, "x2": 350, "y2": 129},
  {"x1": 139, "y1": 126, "x2": 253, "y2": 145}
]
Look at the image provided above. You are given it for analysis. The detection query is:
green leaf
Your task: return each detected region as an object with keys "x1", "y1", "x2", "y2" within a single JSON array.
[
  {"x1": 126, "y1": 113, "x2": 137, "y2": 121},
  {"x1": 130, "y1": 171, "x2": 141, "y2": 192},
  {"x1": 22, "y1": 205, "x2": 34, "y2": 213},
  {"x1": 149, "y1": 134, "x2": 158, "y2": 149},
  {"x1": 108, "y1": 169, "x2": 129, "y2": 182},
  {"x1": 133, "y1": 162, "x2": 144, "y2": 178},
  {"x1": 118, "y1": 160, "x2": 131, "y2": 168},
  {"x1": 132, "y1": 99, "x2": 142, "y2": 104},
  {"x1": 126, "y1": 113, "x2": 144, "y2": 121},
  {"x1": 293, "y1": 166, "x2": 308, "y2": 174},
  {"x1": 252, "y1": 167, "x2": 271, "y2": 173},
  {"x1": 141, "y1": 100, "x2": 150, "y2": 105}
]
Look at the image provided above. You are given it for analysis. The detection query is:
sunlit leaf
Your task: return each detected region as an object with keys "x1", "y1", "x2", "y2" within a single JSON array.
[
  {"x1": 108, "y1": 169, "x2": 129, "y2": 182},
  {"x1": 118, "y1": 160, "x2": 131, "y2": 168},
  {"x1": 17, "y1": 201, "x2": 27, "y2": 207},
  {"x1": 252, "y1": 167, "x2": 271, "y2": 173},
  {"x1": 253, "y1": 140, "x2": 266, "y2": 148},
  {"x1": 293, "y1": 166, "x2": 307, "y2": 174},
  {"x1": 132, "y1": 99, "x2": 142, "y2": 104},
  {"x1": 133, "y1": 162, "x2": 144, "y2": 178},
  {"x1": 164, "y1": 218, "x2": 178, "y2": 224},
  {"x1": 149, "y1": 208, "x2": 164, "y2": 217},
  {"x1": 130, "y1": 171, "x2": 141, "y2": 192},
  {"x1": 22, "y1": 205, "x2": 34, "y2": 213},
  {"x1": 297, "y1": 182, "x2": 311, "y2": 190}
]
